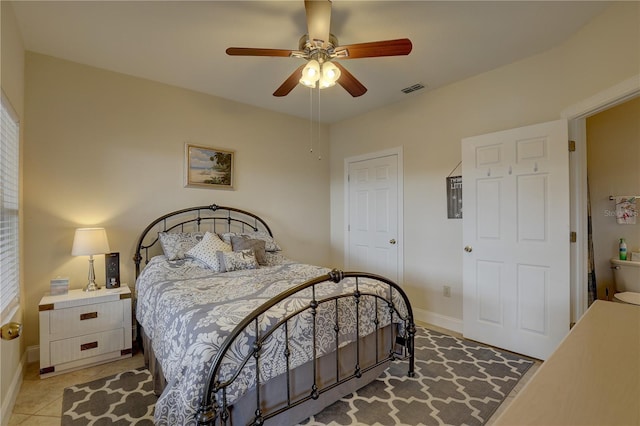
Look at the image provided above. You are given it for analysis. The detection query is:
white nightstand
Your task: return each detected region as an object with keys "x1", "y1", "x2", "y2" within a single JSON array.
[{"x1": 39, "y1": 286, "x2": 132, "y2": 378}]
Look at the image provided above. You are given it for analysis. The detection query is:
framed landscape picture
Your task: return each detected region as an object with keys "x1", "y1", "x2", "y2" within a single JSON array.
[{"x1": 185, "y1": 144, "x2": 235, "y2": 189}]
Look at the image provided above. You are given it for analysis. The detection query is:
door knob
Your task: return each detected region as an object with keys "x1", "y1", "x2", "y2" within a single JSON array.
[
  {"x1": 389, "y1": 239, "x2": 396, "y2": 245},
  {"x1": 1, "y1": 322, "x2": 22, "y2": 340},
  {"x1": 464, "y1": 246, "x2": 473, "y2": 252}
]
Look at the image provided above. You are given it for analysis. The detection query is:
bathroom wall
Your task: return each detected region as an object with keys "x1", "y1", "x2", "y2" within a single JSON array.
[{"x1": 586, "y1": 96, "x2": 640, "y2": 299}]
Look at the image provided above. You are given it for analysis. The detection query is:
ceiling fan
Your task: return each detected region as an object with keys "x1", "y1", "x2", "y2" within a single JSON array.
[{"x1": 226, "y1": 0, "x2": 412, "y2": 98}]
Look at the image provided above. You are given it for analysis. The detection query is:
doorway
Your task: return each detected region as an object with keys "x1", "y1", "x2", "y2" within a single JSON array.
[{"x1": 563, "y1": 74, "x2": 639, "y2": 322}]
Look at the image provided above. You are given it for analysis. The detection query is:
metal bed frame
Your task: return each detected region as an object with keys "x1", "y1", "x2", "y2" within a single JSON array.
[{"x1": 133, "y1": 204, "x2": 415, "y2": 426}]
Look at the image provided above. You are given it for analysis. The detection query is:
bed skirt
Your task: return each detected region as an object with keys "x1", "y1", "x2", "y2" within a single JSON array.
[{"x1": 142, "y1": 326, "x2": 392, "y2": 425}]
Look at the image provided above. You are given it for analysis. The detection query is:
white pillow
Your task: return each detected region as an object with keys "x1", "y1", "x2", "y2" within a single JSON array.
[{"x1": 186, "y1": 232, "x2": 232, "y2": 272}]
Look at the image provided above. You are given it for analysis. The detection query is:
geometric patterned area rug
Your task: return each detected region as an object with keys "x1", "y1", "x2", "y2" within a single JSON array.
[
  {"x1": 61, "y1": 367, "x2": 155, "y2": 425},
  {"x1": 61, "y1": 327, "x2": 533, "y2": 426},
  {"x1": 301, "y1": 327, "x2": 534, "y2": 425}
]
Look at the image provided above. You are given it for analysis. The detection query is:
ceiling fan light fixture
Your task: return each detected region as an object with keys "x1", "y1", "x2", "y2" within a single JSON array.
[
  {"x1": 227, "y1": 1, "x2": 412, "y2": 98},
  {"x1": 299, "y1": 77, "x2": 318, "y2": 88},
  {"x1": 301, "y1": 59, "x2": 320, "y2": 81},
  {"x1": 321, "y1": 61, "x2": 341, "y2": 83},
  {"x1": 318, "y1": 77, "x2": 336, "y2": 89}
]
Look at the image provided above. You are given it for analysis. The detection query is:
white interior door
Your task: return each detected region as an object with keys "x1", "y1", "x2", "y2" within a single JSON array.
[
  {"x1": 462, "y1": 119, "x2": 570, "y2": 360},
  {"x1": 347, "y1": 153, "x2": 400, "y2": 282}
]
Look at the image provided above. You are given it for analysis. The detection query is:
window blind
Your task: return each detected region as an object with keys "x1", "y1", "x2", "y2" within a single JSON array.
[{"x1": 0, "y1": 93, "x2": 20, "y2": 318}]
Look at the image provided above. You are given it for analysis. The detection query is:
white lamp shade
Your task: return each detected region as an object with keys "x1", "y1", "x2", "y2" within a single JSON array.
[
  {"x1": 318, "y1": 77, "x2": 336, "y2": 89},
  {"x1": 71, "y1": 228, "x2": 111, "y2": 256},
  {"x1": 322, "y1": 62, "x2": 341, "y2": 83},
  {"x1": 299, "y1": 59, "x2": 321, "y2": 88},
  {"x1": 301, "y1": 60, "x2": 320, "y2": 82}
]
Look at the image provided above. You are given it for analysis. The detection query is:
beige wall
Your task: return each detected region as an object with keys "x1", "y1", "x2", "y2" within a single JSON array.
[
  {"x1": 587, "y1": 97, "x2": 640, "y2": 299},
  {"x1": 329, "y1": 2, "x2": 640, "y2": 325},
  {"x1": 0, "y1": 1, "x2": 25, "y2": 422},
  {"x1": 22, "y1": 53, "x2": 330, "y2": 348},
  {"x1": 11, "y1": 0, "x2": 640, "y2": 365}
]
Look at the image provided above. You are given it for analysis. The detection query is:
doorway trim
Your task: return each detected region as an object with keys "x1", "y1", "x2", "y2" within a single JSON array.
[
  {"x1": 562, "y1": 74, "x2": 640, "y2": 322},
  {"x1": 344, "y1": 146, "x2": 404, "y2": 284}
]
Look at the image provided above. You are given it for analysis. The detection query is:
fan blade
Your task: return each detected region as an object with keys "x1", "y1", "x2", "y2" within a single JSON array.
[
  {"x1": 273, "y1": 64, "x2": 306, "y2": 97},
  {"x1": 335, "y1": 38, "x2": 412, "y2": 59},
  {"x1": 334, "y1": 62, "x2": 367, "y2": 97},
  {"x1": 305, "y1": 0, "x2": 332, "y2": 48},
  {"x1": 226, "y1": 47, "x2": 294, "y2": 57}
]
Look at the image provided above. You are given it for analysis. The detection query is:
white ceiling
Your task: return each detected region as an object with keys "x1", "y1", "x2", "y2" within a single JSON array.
[{"x1": 11, "y1": 1, "x2": 610, "y2": 123}]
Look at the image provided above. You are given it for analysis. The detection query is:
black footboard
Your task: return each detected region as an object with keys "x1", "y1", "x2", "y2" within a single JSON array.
[{"x1": 195, "y1": 269, "x2": 415, "y2": 426}]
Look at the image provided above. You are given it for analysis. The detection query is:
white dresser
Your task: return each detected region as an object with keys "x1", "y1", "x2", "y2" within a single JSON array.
[
  {"x1": 494, "y1": 300, "x2": 640, "y2": 425},
  {"x1": 39, "y1": 286, "x2": 132, "y2": 378}
]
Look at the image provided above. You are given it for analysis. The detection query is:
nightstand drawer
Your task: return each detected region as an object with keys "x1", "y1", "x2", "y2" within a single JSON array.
[
  {"x1": 49, "y1": 300, "x2": 124, "y2": 337},
  {"x1": 50, "y1": 328, "x2": 124, "y2": 365}
]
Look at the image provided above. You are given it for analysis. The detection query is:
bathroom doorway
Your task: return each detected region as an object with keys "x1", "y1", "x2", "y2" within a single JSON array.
[
  {"x1": 564, "y1": 75, "x2": 639, "y2": 322},
  {"x1": 586, "y1": 97, "x2": 640, "y2": 301}
]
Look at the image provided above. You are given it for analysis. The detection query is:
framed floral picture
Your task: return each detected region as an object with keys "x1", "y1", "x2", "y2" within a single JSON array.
[{"x1": 185, "y1": 144, "x2": 235, "y2": 189}]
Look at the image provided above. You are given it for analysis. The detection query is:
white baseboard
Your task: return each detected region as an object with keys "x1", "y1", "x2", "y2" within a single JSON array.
[
  {"x1": 413, "y1": 307, "x2": 463, "y2": 335},
  {"x1": 26, "y1": 345, "x2": 39, "y2": 364},
  {"x1": 0, "y1": 352, "x2": 26, "y2": 426}
]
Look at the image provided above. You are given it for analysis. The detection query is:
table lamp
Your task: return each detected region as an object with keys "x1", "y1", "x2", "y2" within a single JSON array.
[{"x1": 72, "y1": 227, "x2": 111, "y2": 291}]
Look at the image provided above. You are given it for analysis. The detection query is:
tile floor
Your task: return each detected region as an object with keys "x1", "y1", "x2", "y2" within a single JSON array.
[{"x1": 9, "y1": 325, "x2": 540, "y2": 425}]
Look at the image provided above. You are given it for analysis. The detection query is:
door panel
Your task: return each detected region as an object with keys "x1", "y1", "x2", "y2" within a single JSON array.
[
  {"x1": 477, "y1": 260, "x2": 504, "y2": 325},
  {"x1": 463, "y1": 119, "x2": 569, "y2": 360},
  {"x1": 517, "y1": 174, "x2": 548, "y2": 241},
  {"x1": 477, "y1": 179, "x2": 502, "y2": 240},
  {"x1": 517, "y1": 264, "x2": 549, "y2": 334}
]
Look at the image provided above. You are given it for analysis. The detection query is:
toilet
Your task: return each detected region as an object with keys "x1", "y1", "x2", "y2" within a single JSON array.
[{"x1": 610, "y1": 258, "x2": 640, "y2": 305}]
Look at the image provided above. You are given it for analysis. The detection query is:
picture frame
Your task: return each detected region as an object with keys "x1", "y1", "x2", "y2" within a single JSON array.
[{"x1": 185, "y1": 143, "x2": 235, "y2": 190}]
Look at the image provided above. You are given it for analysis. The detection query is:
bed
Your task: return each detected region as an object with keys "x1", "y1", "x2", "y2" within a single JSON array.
[{"x1": 133, "y1": 204, "x2": 415, "y2": 425}]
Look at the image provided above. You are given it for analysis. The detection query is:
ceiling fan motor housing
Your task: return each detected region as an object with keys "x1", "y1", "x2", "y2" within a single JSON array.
[{"x1": 296, "y1": 33, "x2": 341, "y2": 62}]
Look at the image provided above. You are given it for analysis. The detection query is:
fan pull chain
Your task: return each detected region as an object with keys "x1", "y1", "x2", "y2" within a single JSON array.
[
  {"x1": 309, "y1": 87, "x2": 314, "y2": 155},
  {"x1": 316, "y1": 86, "x2": 321, "y2": 160}
]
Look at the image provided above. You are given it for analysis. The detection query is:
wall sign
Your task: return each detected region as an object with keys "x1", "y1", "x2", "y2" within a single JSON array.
[{"x1": 447, "y1": 176, "x2": 463, "y2": 219}]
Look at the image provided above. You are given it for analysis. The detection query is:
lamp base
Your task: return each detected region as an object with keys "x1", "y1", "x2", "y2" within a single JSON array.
[
  {"x1": 84, "y1": 282, "x2": 101, "y2": 292},
  {"x1": 84, "y1": 255, "x2": 101, "y2": 291}
]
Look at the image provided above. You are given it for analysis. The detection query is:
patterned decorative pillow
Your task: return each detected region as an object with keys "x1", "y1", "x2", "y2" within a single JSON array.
[
  {"x1": 220, "y1": 231, "x2": 281, "y2": 252},
  {"x1": 159, "y1": 232, "x2": 205, "y2": 260},
  {"x1": 185, "y1": 232, "x2": 232, "y2": 272},
  {"x1": 230, "y1": 236, "x2": 267, "y2": 265},
  {"x1": 263, "y1": 251, "x2": 293, "y2": 266},
  {"x1": 216, "y1": 249, "x2": 258, "y2": 272}
]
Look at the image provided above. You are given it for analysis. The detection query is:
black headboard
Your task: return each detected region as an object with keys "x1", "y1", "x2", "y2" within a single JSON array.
[{"x1": 133, "y1": 204, "x2": 273, "y2": 278}]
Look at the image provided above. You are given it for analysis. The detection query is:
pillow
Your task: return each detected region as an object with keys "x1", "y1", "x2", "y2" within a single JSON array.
[
  {"x1": 216, "y1": 249, "x2": 258, "y2": 272},
  {"x1": 159, "y1": 232, "x2": 205, "y2": 260},
  {"x1": 221, "y1": 231, "x2": 281, "y2": 252},
  {"x1": 185, "y1": 232, "x2": 232, "y2": 272},
  {"x1": 230, "y1": 236, "x2": 267, "y2": 265},
  {"x1": 263, "y1": 251, "x2": 293, "y2": 266}
]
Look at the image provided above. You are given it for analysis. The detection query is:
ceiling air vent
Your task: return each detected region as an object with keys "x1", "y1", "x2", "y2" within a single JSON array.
[{"x1": 401, "y1": 83, "x2": 425, "y2": 94}]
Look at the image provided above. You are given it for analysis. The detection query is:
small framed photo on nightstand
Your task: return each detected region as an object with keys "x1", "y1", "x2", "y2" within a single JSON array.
[{"x1": 50, "y1": 277, "x2": 69, "y2": 295}]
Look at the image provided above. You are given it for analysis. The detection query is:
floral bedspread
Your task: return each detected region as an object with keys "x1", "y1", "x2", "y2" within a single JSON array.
[{"x1": 135, "y1": 255, "x2": 405, "y2": 425}]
